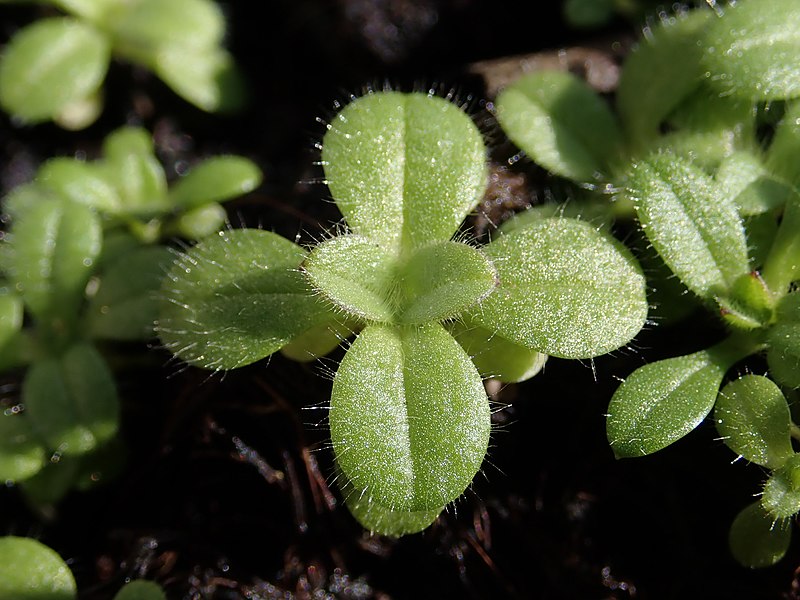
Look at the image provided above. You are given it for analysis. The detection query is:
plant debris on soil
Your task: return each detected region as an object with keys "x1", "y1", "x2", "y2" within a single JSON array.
[{"x1": 2, "y1": 2, "x2": 799, "y2": 599}]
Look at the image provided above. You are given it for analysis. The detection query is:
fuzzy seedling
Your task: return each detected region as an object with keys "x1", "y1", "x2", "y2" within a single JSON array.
[{"x1": 159, "y1": 90, "x2": 648, "y2": 535}]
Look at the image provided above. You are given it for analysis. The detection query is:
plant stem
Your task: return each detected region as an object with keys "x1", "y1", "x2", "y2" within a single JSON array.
[{"x1": 790, "y1": 422, "x2": 800, "y2": 443}]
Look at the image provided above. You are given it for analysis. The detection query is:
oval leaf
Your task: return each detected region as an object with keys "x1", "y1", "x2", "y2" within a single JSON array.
[
  {"x1": 38, "y1": 158, "x2": 121, "y2": 214},
  {"x1": 729, "y1": 502, "x2": 791, "y2": 569},
  {"x1": 762, "y1": 453, "x2": 800, "y2": 519},
  {"x1": 607, "y1": 341, "x2": 755, "y2": 458},
  {"x1": 0, "y1": 537, "x2": 76, "y2": 600},
  {"x1": 628, "y1": 153, "x2": 749, "y2": 299},
  {"x1": 0, "y1": 409, "x2": 47, "y2": 482},
  {"x1": 322, "y1": 92, "x2": 487, "y2": 252},
  {"x1": 469, "y1": 218, "x2": 647, "y2": 359},
  {"x1": 159, "y1": 229, "x2": 333, "y2": 370},
  {"x1": 23, "y1": 343, "x2": 119, "y2": 456},
  {"x1": 168, "y1": 156, "x2": 261, "y2": 208},
  {"x1": 702, "y1": 0, "x2": 800, "y2": 100},
  {"x1": 715, "y1": 375, "x2": 793, "y2": 468},
  {"x1": 330, "y1": 323, "x2": 490, "y2": 511},
  {"x1": 397, "y1": 241, "x2": 496, "y2": 324},
  {"x1": 0, "y1": 17, "x2": 109, "y2": 124},
  {"x1": 768, "y1": 291, "x2": 800, "y2": 388},
  {"x1": 114, "y1": 580, "x2": 167, "y2": 600},
  {"x1": 9, "y1": 199, "x2": 102, "y2": 324},
  {"x1": 496, "y1": 70, "x2": 623, "y2": 182}
]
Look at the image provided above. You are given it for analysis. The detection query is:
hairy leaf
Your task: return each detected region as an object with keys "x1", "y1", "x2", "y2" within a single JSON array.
[
  {"x1": 607, "y1": 339, "x2": 757, "y2": 457},
  {"x1": 23, "y1": 343, "x2": 119, "y2": 456},
  {"x1": 469, "y1": 218, "x2": 647, "y2": 358},
  {"x1": 0, "y1": 537, "x2": 76, "y2": 600},
  {"x1": 322, "y1": 92, "x2": 487, "y2": 252},
  {"x1": 715, "y1": 375, "x2": 793, "y2": 468},
  {"x1": 729, "y1": 502, "x2": 791, "y2": 569},
  {"x1": 330, "y1": 323, "x2": 489, "y2": 511},
  {"x1": 702, "y1": 0, "x2": 800, "y2": 100},
  {"x1": 768, "y1": 292, "x2": 800, "y2": 388},
  {"x1": 0, "y1": 17, "x2": 110, "y2": 124},
  {"x1": 159, "y1": 229, "x2": 332, "y2": 370},
  {"x1": 496, "y1": 70, "x2": 623, "y2": 182},
  {"x1": 628, "y1": 153, "x2": 749, "y2": 299},
  {"x1": 762, "y1": 453, "x2": 800, "y2": 519}
]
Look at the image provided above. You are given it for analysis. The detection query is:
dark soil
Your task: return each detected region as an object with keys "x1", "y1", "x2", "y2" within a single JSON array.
[{"x1": 2, "y1": 1, "x2": 799, "y2": 599}]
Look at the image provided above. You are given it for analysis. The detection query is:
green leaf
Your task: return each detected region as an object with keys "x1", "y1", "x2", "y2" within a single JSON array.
[
  {"x1": 767, "y1": 292, "x2": 800, "y2": 388},
  {"x1": 0, "y1": 409, "x2": 47, "y2": 482},
  {"x1": 717, "y1": 272, "x2": 775, "y2": 331},
  {"x1": 279, "y1": 318, "x2": 357, "y2": 362},
  {"x1": 113, "y1": 580, "x2": 167, "y2": 600},
  {"x1": 338, "y1": 468, "x2": 441, "y2": 536},
  {"x1": 23, "y1": 343, "x2": 119, "y2": 456},
  {"x1": 563, "y1": 0, "x2": 613, "y2": 28},
  {"x1": 168, "y1": 156, "x2": 261, "y2": 209},
  {"x1": 715, "y1": 375, "x2": 793, "y2": 468},
  {"x1": 2, "y1": 182, "x2": 59, "y2": 223},
  {"x1": 496, "y1": 70, "x2": 623, "y2": 182},
  {"x1": 762, "y1": 186, "x2": 800, "y2": 295},
  {"x1": 0, "y1": 17, "x2": 110, "y2": 125},
  {"x1": 47, "y1": 0, "x2": 118, "y2": 22},
  {"x1": 170, "y1": 202, "x2": 227, "y2": 240},
  {"x1": 607, "y1": 338, "x2": 758, "y2": 457},
  {"x1": 397, "y1": 241, "x2": 496, "y2": 324},
  {"x1": 9, "y1": 199, "x2": 102, "y2": 324},
  {"x1": 87, "y1": 245, "x2": 173, "y2": 341},
  {"x1": 154, "y1": 47, "x2": 245, "y2": 113},
  {"x1": 99, "y1": 127, "x2": 169, "y2": 216},
  {"x1": 702, "y1": 0, "x2": 800, "y2": 101},
  {"x1": 762, "y1": 453, "x2": 800, "y2": 519},
  {"x1": 616, "y1": 9, "x2": 710, "y2": 147},
  {"x1": 0, "y1": 292, "x2": 23, "y2": 350},
  {"x1": 628, "y1": 153, "x2": 749, "y2": 299},
  {"x1": 469, "y1": 218, "x2": 647, "y2": 359},
  {"x1": 766, "y1": 101, "x2": 800, "y2": 188},
  {"x1": 449, "y1": 319, "x2": 547, "y2": 383},
  {"x1": 321, "y1": 92, "x2": 487, "y2": 252},
  {"x1": 38, "y1": 158, "x2": 121, "y2": 214},
  {"x1": 21, "y1": 453, "x2": 81, "y2": 507},
  {"x1": 716, "y1": 151, "x2": 793, "y2": 217},
  {"x1": 303, "y1": 235, "x2": 398, "y2": 323},
  {"x1": 159, "y1": 229, "x2": 333, "y2": 370},
  {"x1": 0, "y1": 537, "x2": 77, "y2": 600},
  {"x1": 729, "y1": 502, "x2": 791, "y2": 569},
  {"x1": 330, "y1": 323, "x2": 490, "y2": 511}
]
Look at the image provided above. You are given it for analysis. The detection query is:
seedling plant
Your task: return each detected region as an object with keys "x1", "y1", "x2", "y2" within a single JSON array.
[
  {"x1": 492, "y1": 0, "x2": 800, "y2": 567},
  {"x1": 158, "y1": 90, "x2": 649, "y2": 535}
]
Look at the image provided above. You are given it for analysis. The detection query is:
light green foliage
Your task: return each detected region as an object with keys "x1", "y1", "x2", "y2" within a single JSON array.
[
  {"x1": 702, "y1": 0, "x2": 800, "y2": 101},
  {"x1": 627, "y1": 153, "x2": 749, "y2": 299},
  {"x1": 763, "y1": 454, "x2": 800, "y2": 519},
  {"x1": 616, "y1": 9, "x2": 710, "y2": 147},
  {"x1": 161, "y1": 91, "x2": 647, "y2": 533},
  {"x1": 470, "y1": 218, "x2": 647, "y2": 359},
  {"x1": 0, "y1": 0, "x2": 242, "y2": 127},
  {"x1": 715, "y1": 375, "x2": 793, "y2": 468},
  {"x1": 729, "y1": 502, "x2": 791, "y2": 568},
  {"x1": 0, "y1": 537, "x2": 77, "y2": 600},
  {"x1": 767, "y1": 292, "x2": 800, "y2": 388},
  {"x1": 767, "y1": 102, "x2": 800, "y2": 187},
  {"x1": 330, "y1": 324, "x2": 489, "y2": 511},
  {"x1": 607, "y1": 340, "x2": 755, "y2": 457},
  {"x1": 717, "y1": 272, "x2": 775, "y2": 331},
  {"x1": 159, "y1": 229, "x2": 334, "y2": 371},
  {"x1": 716, "y1": 152, "x2": 794, "y2": 217},
  {"x1": 321, "y1": 92, "x2": 487, "y2": 252},
  {"x1": 0, "y1": 17, "x2": 109, "y2": 127},
  {"x1": 0, "y1": 294, "x2": 23, "y2": 349},
  {"x1": 23, "y1": 342, "x2": 119, "y2": 455},
  {"x1": 496, "y1": 70, "x2": 623, "y2": 182},
  {"x1": 168, "y1": 157, "x2": 262, "y2": 209}
]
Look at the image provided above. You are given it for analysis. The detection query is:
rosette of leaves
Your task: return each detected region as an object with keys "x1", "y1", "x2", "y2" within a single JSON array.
[
  {"x1": 491, "y1": 0, "x2": 800, "y2": 567},
  {"x1": 159, "y1": 90, "x2": 649, "y2": 535},
  {"x1": 0, "y1": 536, "x2": 166, "y2": 600},
  {"x1": 0, "y1": 126, "x2": 261, "y2": 508},
  {"x1": 0, "y1": 0, "x2": 243, "y2": 129}
]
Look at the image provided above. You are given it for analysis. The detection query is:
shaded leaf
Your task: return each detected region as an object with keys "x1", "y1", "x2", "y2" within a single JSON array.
[
  {"x1": 715, "y1": 375, "x2": 793, "y2": 468},
  {"x1": 469, "y1": 218, "x2": 647, "y2": 358},
  {"x1": 159, "y1": 229, "x2": 333, "y2": 370},
  {"x1": 767, "y1": 101, "x2": 800, "y2": 188},
  {"x1": 0, "y1": 17, "x2": 109, "y2": 124},
  {"x1": 322, "y1": 92, "x2": 487, "y2": 252},
  {"x1": 767, "y1": 291, "x2": 800, "y2": 388},
  {"x1": 0, "y1": 409, "x2": 46, "y2": 482},
  {"x1": 330, "y1": 323, "x2": 489, "y2": 511},
  {"x1": 0, "y1": 537, "x2": 76, "y2": 600},
  {"x1": 113, "y1": 580, "x2": 167, "y2": 600},
  {"x1": 496, "y1": 70, "x2": 623, "y2": 182},
  {"x1": 730, "y1": 502, "x2": 791, "y2": 568},
  {"x1": 628, "y1": 153, "x2": 749, "y2": 299}
]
